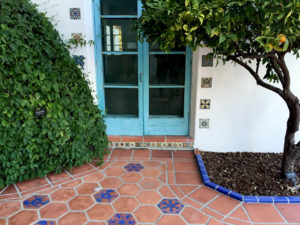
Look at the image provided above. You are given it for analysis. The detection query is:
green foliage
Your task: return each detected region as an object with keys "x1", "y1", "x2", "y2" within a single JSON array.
[
  {"x1": 0, "y1": 0, "x2": 108, "y2": 188},
  {"x1": 138, "y1": 0, "x2": 300, "y2": 82}
]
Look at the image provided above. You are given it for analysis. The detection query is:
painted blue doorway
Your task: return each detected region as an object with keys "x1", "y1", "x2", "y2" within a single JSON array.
[{"x1": 92, "y1": 0, "x2": 191, "y2": 136}]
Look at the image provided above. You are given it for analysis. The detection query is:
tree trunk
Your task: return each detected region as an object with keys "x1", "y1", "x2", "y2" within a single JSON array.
[{"x1": 280, "y1": 96, "x2": 300, "y2": 178}]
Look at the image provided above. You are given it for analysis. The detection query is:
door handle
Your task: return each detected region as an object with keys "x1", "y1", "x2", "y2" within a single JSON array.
[{"x1": 139, "y1": 73, "x2": 142, "y2": 83}]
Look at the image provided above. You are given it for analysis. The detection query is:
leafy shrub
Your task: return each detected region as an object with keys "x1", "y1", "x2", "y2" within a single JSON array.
[{"x1": 0, "y1": 0, "x2": 108, "y2": 187}]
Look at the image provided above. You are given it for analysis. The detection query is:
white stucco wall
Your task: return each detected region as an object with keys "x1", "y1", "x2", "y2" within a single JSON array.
[
  {"x1": 32, "y1": 0, "x2": 300, "y2": 153},
  {"x1": 191, "y1": 48, "x2": 300, "y2": 153}
]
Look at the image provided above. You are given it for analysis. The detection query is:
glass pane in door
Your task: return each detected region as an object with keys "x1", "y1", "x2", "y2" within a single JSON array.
[
  {"x1": 149, "y1": 54, "x2": 185, "y2": 85},
  {"x1": 103, "y1": 55, "x2": 138, "y2": 85},
  {"x1": 102, "y1": 19, "x2": 137, "y2": 52},
  {"x1": 101, "y1": 0, "x2": 137, "y2": 15},
  {"x1": 149, "y1": 88, "x2": 184, "y2": 116},
  {"x1": 105, "y1": 88, "x2": 138, "y2": 116}
]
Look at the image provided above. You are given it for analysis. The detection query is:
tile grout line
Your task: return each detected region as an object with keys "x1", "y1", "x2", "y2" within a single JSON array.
[
  {"x1": 273, "y1": 203, "x2": 289, "y2": 225},
  {"x1": 44, "y1": 176, "x2": 53, "y2": 187},
  {"x1": 200, "y1": 193, "x2": 221, "y2": 210},
  {"x1": 221, "y1": 202, "x2": 243, "y2": 222},
  {"x1": 13, "y1": 184, "x2": 21, "y2": 197},
  {"x1": 241, "y1": 204, "x2": 255, "y2": 225},
  {"x1": 0, "y1": 186, "x2": 8, "y2": 195}
]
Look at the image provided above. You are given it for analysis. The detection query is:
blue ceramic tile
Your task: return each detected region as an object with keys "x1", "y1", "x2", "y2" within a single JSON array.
[
  {"x1": 287, "y1": 196, "x2": 300, "y2": 203},
  {"x1": 70, "y1": 8, "x2": 81, "y2": 20},
  {"x1": 94, "y1": 189, "x2": 118, "y2": 203},
  {"x1": 216, "y1": 186, "x2": 231, "y2": 195},
  {"x1": 202, "y1": 54, "x2": 213, "y2": 67},
  {"x1": 243, "y1": 196, "x2": 258, "y2": 203},
  {"x1": 199, "y1": 119, "x2": 210, "y2": 128},
  {"x1": 158, "y1": 199, "x2": 184, "y2": 214},
  {"x1": 124, "y1": 163, "x2": 144, "y2": 172},
  {"x1": 258, "y1": 196, "x2": 274, "y2": 203},
  {"x1": 201, "y1": 175, "x2": 210, "y2": 183},
  {"x1": 73, "y1": 55, "x2": 85, "y2": 68},
  {"x1": 273, "y1": 196, "x2": 289, "y2": 203},
  {"x1": 36, "y1": 221, "x2": 56, "y2": 225},
  {"x1": 205, "y1": 182, "x2": 218, "y2": 190},
  {"x1": 23, "y1": 195, "x2": 50, "y2": 209},
  {"x1": 229, "y1": 192, "x2": 243, "y2": 201},
  {"x1": 108, "y1": 214, "x2": 136, "y2": 225}
]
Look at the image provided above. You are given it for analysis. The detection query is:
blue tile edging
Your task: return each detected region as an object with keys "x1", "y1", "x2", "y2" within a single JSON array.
[{"x1": 195, "y1": 154, "x2": 300, "y2": 203}]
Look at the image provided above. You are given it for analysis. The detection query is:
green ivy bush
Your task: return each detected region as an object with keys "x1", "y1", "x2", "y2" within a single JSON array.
[{"x1": 0, "y1": 0, "x2": 108, "y2": 188}]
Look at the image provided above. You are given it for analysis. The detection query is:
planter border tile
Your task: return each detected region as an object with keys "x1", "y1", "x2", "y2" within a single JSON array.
[{"x1": 195, "y1": 153, "x2": 299, "y2": 204}]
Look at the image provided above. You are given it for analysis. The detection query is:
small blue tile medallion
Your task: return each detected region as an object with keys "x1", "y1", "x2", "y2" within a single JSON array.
[
  {"x1": 158, "y1": 199, "x2": 184, "y2": 214},
  {"x1": 124, "y1": 163, "x2": 144, "y2": 172},
  {"x1": 202, "y1": 54, "x2": 213, "y2": 67},
  {"x1": 73, "y1": 55, "x2": 85, "y2": 68},
  {"x1": 36, "y1": 221, "x2": 56, "y2": 225},
  {"x1": 108, "y1": 213, "x2": 136, "y2": 225},
  {"x1": 199, "y1": 119, "x2": 209, "y2": 129},
  {"x1": 70, "y1": 8, "x2": 81, "y2": 20},
  {"x1": 94, "y1": 189, "x2": 119, "y2": 203},
  {"x1": 23, "y1": 195, "x2": 50, "y2": 209}
]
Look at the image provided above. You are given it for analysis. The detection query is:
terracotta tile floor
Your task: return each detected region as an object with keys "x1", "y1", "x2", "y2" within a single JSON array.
[{"x1": 0, "y1": 149, "x2": 299, "y2": 225}]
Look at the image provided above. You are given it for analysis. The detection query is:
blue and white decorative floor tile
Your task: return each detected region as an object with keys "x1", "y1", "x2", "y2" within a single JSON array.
[
  {"x1": 35, "y1": 221, "x2": 56, "y2": 225},
  {"x1": 108, "y1": 213, "x2": 136, "y2": 225},
  {"x1": 158, "y1": 199, "x2": 184, "y2": 214},
  {"x1": 94, "y1": 189, "x2": 119, "y2": 203},
  {"x1": 124, "y1": 163, "x2": 144, "y2": 172},
  {"x1": 23, "y1": 195, "x2": 50, "y2": 209}
]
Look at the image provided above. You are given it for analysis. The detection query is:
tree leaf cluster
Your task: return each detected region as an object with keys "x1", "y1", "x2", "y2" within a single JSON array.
[{"x1": 0, "y1": 0, "x2": 108, "y2": 188}]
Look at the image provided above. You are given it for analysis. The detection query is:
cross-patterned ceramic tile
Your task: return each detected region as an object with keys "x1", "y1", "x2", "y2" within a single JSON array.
[
  {"x1": 73, "y1": 55, "x2": 85, "y2": 68},
  {"x1": 201, "y1": 77, "x2": 212, "y2": 88},
  {"x1": 199, "y1": 119, "x2": 210, "y2": 129},
  {"x1": 108, "y1": 213, "x2": 136, "y2": 225},
  {"x1": 158, "y1": 199, "x2": 184, "y2": 214},
  {"x1": 200, "y1": 99, "x2": 211, "y2": 109},
  {"x1": 202, "y1": 54, "x2": 213, "y2": 67},
  {"x1": 124, "y1": 163, "x2": 144, "y2": 172},
  {"x1": 23, "y1": 195, "x2": 50, "y2": 209},
  {"x1": 70, "y1": 8, "x2": 81, "y2": 20},
  {"x1": 94, "y1": 189, "x2": 119, "y2": 203}
]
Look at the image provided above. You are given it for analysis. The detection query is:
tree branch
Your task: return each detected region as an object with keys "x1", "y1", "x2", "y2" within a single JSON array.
[
  {"x1": 277, "y1": 54, "x2": 291, "y2": 91},
  {"x1": 228, "y1": 56, "x2": 283, "y2": 96},
  {"x1": 270, "y1": 58, "x2": 285, "y2": 88}
]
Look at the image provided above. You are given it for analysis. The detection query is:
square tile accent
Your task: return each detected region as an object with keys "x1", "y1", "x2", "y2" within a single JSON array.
[
  {"x1": 108, "y1": 214, "x2": 136, "y2": 225},
  {"x1": 200, "y1": 99, "x2": 211, "y2": 109},
  {"x1": 73, "y1": 55, "x2": 85, "y2": 68},
  {"x1": 199, "y1": 119, "x2": 209, "y2": 129},
  {"x1": 202, "y1": 54, "x2": 213, "y2": 67},
  {"x1": 201, "y1": 77, "x2": 212, "y2": 88},
  {"x1": 71, "y1": 33, "x2": 82, "y2": 41},
  {"x1": 36, "y1": 221, "x2": 57, "y2": 225},
  {"x1": 70, "y1": 8, "x2": 81, "y2": 20},
  {"x1": 158, "y1": 199, "x2": 184, "y2": 214}
]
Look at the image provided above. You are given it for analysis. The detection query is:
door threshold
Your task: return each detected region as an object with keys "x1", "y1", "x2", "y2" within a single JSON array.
[{"x1": 108, "y1": 135, "x2": 194, "y2": 150}]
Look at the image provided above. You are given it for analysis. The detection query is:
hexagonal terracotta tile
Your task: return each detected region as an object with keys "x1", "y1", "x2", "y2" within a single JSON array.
[
  {"x1": 84, "y1": 172, "x2": 104, "y2": 182},
  {"x1": 0, "y1": 201, "x2": 20, "y2": 217},
  {"x1": 157, "y1": 215, "x2": 186, "y2": 225},
  {"x1": 121, "y1": 173, "x2": 142, "y2": 183},
  {"x1": 69, "y1": 196, "x2": 94, "y2": 210},
  {"x1": 76, "y1": 183, "x2": 99, "y2": 195},
  {"x1": 87, "y1": 204, "x2": 115, "y2": 220},
  {"x1": 181, "y1": 207, "x2": 209, "y2": 224},
  {"x1": 85, "y1": 222, "x2": 106, "y2": 225},
  {"x1": 134, "y1": 206, "x2": 161, "y2": 223},
  {"x1": 118, "y1": 184, "x2": 141, "y2": 196},
  {"x1": 51, "y1": 188, "x2": 76, "y2": 201},
  {"x1": 60, "y1": 179, "x2": 82, "y2": 188},
  {"x1": 9, "y1": 210, "x2": 38, "y2": 225},
  {"x1": 142, "y1": 161, "x2": 161, "y2": 167},
  {"x1": 0, "y1": 219, "x2": 5, "y2": 225},
  {"x1": 104, "y1": 167, "x2": 125, "y2": 176},
  {"x1": 40, "y1": 203, "x2": 68, "y2": 219},
  {"x1": 137, "y1": 191, "x2": 161, "y2": 204},
  {"x1": 113, "y1": 197, "x2": 139, "y2": 212},
  {"x1": 110, "y1": 161, "x2": 127, "y2": 167},
  {"x1": 141, "y1": 168, "x2": 161, "y2": 177},
  {"x1": 139, "y1": 178, "x2": 161, "y2": 189},
  {"x1": 94, "y1": 189, "x2": 119, "y2": 203},
  {"x1": 23, "y1": 195, "x2": 49, "y2": 209},
  {"x1": 100, "y1": 177, "x2": 122, "y2": 189},
  {"x1": 107, "y1": 214, "x2": 136, "y2": 225},
  {"x1": 59, "y1": 212, "x2": 87, "y2": 225}
]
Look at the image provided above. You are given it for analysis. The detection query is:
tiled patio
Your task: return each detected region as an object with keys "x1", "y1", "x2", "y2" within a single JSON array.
[{"x1": 0, "y1": 149, "x2": 299, "y2": 225}]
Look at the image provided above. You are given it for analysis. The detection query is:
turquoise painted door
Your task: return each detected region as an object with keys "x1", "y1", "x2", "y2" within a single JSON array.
[{"x1": 93, "y1": 0, "x2": 191, "y2": 135}]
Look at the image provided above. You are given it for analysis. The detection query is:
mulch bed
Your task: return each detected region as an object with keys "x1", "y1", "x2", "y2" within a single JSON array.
[{"x1": 200, "y1": 151, "x2": 300, "y2": 196}]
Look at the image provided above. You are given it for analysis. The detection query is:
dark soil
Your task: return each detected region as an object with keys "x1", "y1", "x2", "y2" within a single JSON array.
[{"x1": 200, "y1": 152, "x2": 300, "y2": 196}]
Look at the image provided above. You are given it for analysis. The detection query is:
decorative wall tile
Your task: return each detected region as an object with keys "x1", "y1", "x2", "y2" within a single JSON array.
[
  {"x1": 199, "y1": 119, "x2": 210, "y2": 129},
  {"x1": 71, "y1": 33, "x2": 82, "y2": 41},
  {"x1": 70, "y1": 8, "x2": 81, "y2": 20},
  {"x1": 124, "y1": 163, "x2": 144, "y2": 172},
  {"x1": 201, "y1": 77, "x2": 212, "y2": 88},
  {"x1": 158, "y1": 199, "x2": 184, "y2": 214},
  {"x1": 108, "y1": 214, "x2": 136, "y2": 225},
  {"x1": 36, "y1": 221, "x2": 57, "y2": 225},
  {"x1": 202, "y1": 54, "x2": 213, "y2": 67},
  {"x1": 200, "y1": 99, "x2": 211, "y2": 109},
  {"x1": 94, "y1": 189, "x2": 118, "y2": 203},
  {"x1": 73, "y1": 55, "x2": 85, "y2": 68},
  {"x1": 23, "y1": 195, "x2": 50, "y2": 209}
]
